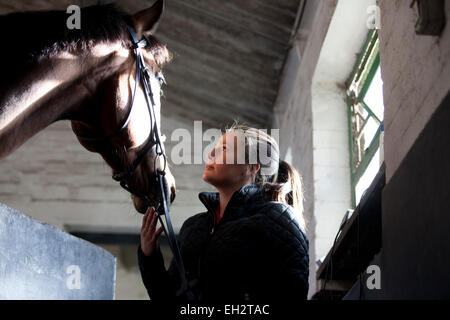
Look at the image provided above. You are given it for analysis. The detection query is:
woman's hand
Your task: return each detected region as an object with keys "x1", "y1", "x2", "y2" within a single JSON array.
[{"x1": 141, "y1": 206, "x2": 164, "y2": 256}]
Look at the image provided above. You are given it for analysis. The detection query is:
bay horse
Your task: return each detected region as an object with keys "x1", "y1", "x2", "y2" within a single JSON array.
[{"x1": 0, "y1": 0, "x2": 176, "y2": 214}]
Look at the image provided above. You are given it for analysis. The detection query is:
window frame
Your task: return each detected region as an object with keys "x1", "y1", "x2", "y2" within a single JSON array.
[{"x1": 346, "y1": 29, "x2": 383, "y2": 208}]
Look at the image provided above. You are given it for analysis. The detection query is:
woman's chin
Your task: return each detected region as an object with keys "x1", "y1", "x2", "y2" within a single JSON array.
[
  {"x1": 202, "y1": 171, "x2": 215, "y2": 183},
  {"x1": 202, "y1": 174, "x2": 220, "y2": 188}
]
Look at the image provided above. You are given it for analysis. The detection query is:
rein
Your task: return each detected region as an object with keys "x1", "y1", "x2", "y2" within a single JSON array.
[{"x1": 76, "y1": 25, "x2": 195, "y2": 300}]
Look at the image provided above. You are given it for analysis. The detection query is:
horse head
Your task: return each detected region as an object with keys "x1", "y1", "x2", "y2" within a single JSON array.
[{"x1": 70, "y1": 0, "x2": 176, "y2": 214}]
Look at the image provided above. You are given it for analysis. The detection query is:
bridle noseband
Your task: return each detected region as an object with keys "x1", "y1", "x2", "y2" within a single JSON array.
[{"x1": 75, "y1": 25, "x2": 194, "y2": 300}]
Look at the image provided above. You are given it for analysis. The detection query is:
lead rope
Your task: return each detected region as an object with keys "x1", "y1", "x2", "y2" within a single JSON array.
[{"x1": 126, "y1": 25, "x2": 195, "y2": 301}]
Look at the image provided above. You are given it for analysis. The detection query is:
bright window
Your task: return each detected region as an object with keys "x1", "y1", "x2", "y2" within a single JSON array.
[{"x1": 346, "y1": 30, "x2": 384, "y2": 207}]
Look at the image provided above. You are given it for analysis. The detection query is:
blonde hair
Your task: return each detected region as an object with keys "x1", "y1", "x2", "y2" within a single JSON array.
[{"x1": 227, "y1": 123, "x2": 306, "y2": 231}]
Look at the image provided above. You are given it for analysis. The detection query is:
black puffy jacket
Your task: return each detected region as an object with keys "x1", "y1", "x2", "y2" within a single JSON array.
[{"x1": 137, "y1": 184, "x2": 309, "y2": 302}]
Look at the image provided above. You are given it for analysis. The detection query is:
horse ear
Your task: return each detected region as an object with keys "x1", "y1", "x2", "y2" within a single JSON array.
[{"x1": 131, "y1": 0, "x2": 164, "y2": 37}]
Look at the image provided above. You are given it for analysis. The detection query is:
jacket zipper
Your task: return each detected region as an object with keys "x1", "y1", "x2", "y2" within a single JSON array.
[
  {"x1": 207, "y1": 203, "x2": 216, "y2": 234},
  {"x1": 197, "y1": 192, "x2": 239, "y2": 294},
  {"x1": 197, "y1": 195, "x2": 217, "y2": 288},
  {"x1": 199, "y1": 194, "x2": 218, "y2": 235}
]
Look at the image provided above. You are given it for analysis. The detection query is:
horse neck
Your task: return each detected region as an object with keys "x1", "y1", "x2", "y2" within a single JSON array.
[{"x1": 0, "y1": 46, "x2": 129, "y2": 159}]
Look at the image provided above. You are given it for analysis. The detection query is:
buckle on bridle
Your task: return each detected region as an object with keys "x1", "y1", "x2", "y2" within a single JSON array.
[{"x1": 132, "y1": 38, "x2": 147, "y2": 50}]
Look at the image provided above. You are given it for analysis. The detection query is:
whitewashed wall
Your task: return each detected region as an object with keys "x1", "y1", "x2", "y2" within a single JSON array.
[
  {"x1": 274, "y1": 0, "x2": 380, "y2": 297},
  {"x1": 274, "y1": 0, "x2": 338, "y2": 298},
  {"x1": 312, "y1": 0, "x2": 376, "y2": 269},
  {"x1": 378, "y1": 0, "x2": 450, "y2": 182}
]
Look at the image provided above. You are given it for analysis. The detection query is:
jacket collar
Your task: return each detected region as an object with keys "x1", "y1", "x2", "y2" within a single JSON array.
[{"x1": 198, "y1": 184, "x2": 265, "y2": 218}]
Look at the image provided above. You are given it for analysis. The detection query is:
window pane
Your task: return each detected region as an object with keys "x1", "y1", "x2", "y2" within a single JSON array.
[
  {"x1": 353, "y1": 111, "x2": 379, "y2": 169},
  {"x1": 363, "y1": 66, "x2": 384, "y2": 121},
  {"x1": 355, "y1": 148, "x2": 380, "y2": 205},
  {"x1": 361, "y1": 116, "x2": 379, "y2": 152}
]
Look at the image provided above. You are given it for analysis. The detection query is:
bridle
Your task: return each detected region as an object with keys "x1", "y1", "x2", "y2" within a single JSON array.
[{"x1": 75, "y1": 25, "x2": 195, "y2": 300}]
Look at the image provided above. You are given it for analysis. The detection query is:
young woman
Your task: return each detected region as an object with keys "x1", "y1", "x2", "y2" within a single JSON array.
[{"x1": 138, "y1": 124, "x2": 309, "y2": 302}]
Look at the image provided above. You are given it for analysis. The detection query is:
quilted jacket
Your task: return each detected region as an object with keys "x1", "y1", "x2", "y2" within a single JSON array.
[{"x1": 137, "y1": 184, "x2": 309, "y2": 302}]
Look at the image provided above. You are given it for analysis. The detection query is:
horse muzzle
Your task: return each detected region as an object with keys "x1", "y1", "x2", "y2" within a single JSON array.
[{"x1": 131, "y1": 173, "x2": 176, "y2": 214}]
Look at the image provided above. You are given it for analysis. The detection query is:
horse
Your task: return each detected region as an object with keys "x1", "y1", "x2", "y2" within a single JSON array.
[{"x1": 0, "y1": 0, "x2": 176, "y2": 214}]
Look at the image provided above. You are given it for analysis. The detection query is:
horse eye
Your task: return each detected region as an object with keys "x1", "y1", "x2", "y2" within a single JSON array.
[{"x1": 156, "y1": 72, "x2": 166, "y2": 86}]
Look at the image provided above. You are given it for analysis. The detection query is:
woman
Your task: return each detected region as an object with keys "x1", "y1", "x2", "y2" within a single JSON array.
[{"x1": 137, "y1": 124, "x2": 309, "y2": 302}]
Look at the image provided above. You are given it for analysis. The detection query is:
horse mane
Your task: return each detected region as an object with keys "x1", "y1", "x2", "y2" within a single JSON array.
[{"x1": 0, "y1": 4, "x2": 171, "y2": 77}]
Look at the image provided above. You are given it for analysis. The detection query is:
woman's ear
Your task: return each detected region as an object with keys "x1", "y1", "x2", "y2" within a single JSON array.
[
  {"x1": 131, "y1": 0, "x2": 164, "y2": 38},
  {"x1": 248, "y1": 164, "x2": 260, "y2": 176}
]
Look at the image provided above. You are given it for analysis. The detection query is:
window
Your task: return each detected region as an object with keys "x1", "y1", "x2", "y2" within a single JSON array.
[{"x1": 346, "y1": 30, "x2": 384, "y2": 208}]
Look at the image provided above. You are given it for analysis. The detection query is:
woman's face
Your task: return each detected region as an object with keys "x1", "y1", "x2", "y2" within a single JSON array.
[{"x1": 202, "y1": 131, "x2": 250, "y2": 189}]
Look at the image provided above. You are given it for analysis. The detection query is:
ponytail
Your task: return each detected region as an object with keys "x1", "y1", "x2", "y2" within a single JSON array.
[{"x1": 262, "y1": 160, "x2": 306, "y2": 232}]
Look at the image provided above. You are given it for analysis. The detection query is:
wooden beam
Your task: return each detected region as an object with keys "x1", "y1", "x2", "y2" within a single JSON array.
[
  {"x1": 163, "y1": 85, "x2": 270, "y2": 129},
  {"x1": 254, "y1": 0, "x2": 301, "y2": 16},
  {"x1": 169, "y1": 0, "x2": 293, "y2": 45},
  {"x1": 159, "y1": 34, "x2": 279, "y2": 95},
  {"x1": 164, "y1": 87, "x2": 272, "y2": 127},
  {"x1": 162, "y1": 63, "x2": 275, "y2": 115},
  {"x1": 163, "y1": 71, "x2": 273, "y2": 125},
  {"x1": 158, "y1": 3, "x2": 287, "y2": 80}
]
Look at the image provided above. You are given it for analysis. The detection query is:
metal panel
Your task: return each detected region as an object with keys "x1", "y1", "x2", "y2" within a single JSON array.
[{"x1": 0, "y1": 203, "x2": 116, "y2": 299}]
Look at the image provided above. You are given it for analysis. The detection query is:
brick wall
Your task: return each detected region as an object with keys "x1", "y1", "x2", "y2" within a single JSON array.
[{"x1": 379, "y1": 0, "x2": 450, "y2": 182}]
